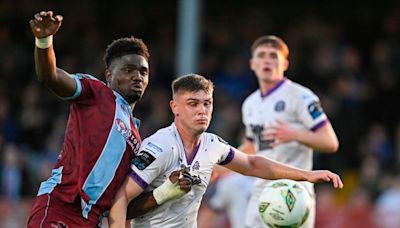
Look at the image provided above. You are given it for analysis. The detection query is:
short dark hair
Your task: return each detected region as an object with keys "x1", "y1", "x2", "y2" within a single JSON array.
[
  {"x1": 172, "y1": 74, "x2": 214, "y2": 97},
  {"x1": 251, "y1": 35, "x2": 289, "y2": 58},
  {"x1": 104, "y1": 36, "x2": 150, "y2": 68}
]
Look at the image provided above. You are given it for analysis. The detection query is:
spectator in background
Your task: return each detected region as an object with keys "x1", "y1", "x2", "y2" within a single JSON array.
[
  {"x1": 1, "y1": 143, "x2": 22, "y2": 202},
  {"x1": 341, "y1": 188, "x2": 377, "y2": 228}
]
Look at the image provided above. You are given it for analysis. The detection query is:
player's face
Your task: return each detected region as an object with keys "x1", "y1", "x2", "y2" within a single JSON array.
[
  {"x1": 106, "y1": 54, "x2": 149, "y2": 104},
  {"x1": 171, "y1": 90, "x2": 213, "y2": 135},
  {"x1": 250, "y1": 44, "x2": 288, "y2": 84}
]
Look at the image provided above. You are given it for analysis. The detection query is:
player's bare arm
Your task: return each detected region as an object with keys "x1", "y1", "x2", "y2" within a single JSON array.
[
  {"x1": 263, "y1": 119, "x2": 339, "y2": 152},
  {"x1": 109, "y1": 168, "x2": 194, "y2": 226},
  {"x1": 29, "y1": 10, "x2": 76, "y2": 97},
  {"x1": 222, "y1": 148, "x2": 343, "y2": 189},
  {"x1": 109, "y1": 176, "x2": 143, "y2": 227}
]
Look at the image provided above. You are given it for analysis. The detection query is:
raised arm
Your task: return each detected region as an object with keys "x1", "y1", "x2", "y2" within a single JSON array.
[
  {"x1": 223, "y1": 148, "x2": 343, "y2": 189},
  {"x1": 29, "y1": 10, "x2": 76, "y2": 97}
]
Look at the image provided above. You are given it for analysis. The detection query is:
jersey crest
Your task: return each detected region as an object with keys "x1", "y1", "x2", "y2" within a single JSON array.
[
  {"x1": 192, "y1": 161, "x2": 200, "y2": 170},
  {"x1": 274, "y1": 100, "x2": 286, "y2": 112},
  {"x1": 116, "y1": 118, "x2": 129, "y2": 136}
]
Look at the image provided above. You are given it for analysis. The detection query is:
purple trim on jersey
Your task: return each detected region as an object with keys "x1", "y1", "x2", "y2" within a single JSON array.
[
  {"x1": 261, "y1": 77, "x2": 287, "y2": 98},
  {"x1": 186, "y1": 141, "x2": 201, "y2": 165},
  {"x1": 129, "y1": 171, "x2": 148, "y2": 190},
  {"x1": 219, "y1": 148, "x2": 235, "y2": 165},
  {"x1": 310, "y1": 119, "x2": 328, "y2": 132}
]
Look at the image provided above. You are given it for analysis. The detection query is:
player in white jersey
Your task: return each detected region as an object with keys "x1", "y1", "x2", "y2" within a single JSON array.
[
  {"x1": 241, "y1": 35, "x2": 339, "y2": 228},
  {"x1": 108, "y1": 74, "x2": 343, "y2": 228}
]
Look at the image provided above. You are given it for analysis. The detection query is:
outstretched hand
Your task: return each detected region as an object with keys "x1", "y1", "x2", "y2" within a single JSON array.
[
  {"x1": 307, "y1": 170, "x2": 344, "y2": 189},
  {"x1": 29, "y1": 11, "x2": 63, "y2": 38}
]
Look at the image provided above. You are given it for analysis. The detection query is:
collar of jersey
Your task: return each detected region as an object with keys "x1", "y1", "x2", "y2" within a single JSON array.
[
  {"x1": 113, "y1": 90, "x2": 132, "y2": 113},
  {"x1": 260, "y1": 77, "x2": 287, "y2": 98},
  {"x1": 171, "y1": 122, "x2": 202, "y2": 166}
]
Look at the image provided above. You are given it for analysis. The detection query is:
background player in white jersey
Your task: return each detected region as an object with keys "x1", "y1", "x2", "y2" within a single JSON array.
[
  {"x1": 108, "y1": 74, "x2": 343, "y2": 228},
  {"x1": 241, "y1": 35, "x2": 339, "y2": 228}
]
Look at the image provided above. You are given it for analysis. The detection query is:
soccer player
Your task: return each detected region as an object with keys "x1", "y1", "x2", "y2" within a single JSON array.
[
  {"x1": 27, "y1": 10, "x2": 153, "y2": 227},
  {"x1": 108, "y1": 74, "x2": 343, "y2": 227},
  {"x1": 241, "y1": 35, "x2": 340, "y2": 228}
]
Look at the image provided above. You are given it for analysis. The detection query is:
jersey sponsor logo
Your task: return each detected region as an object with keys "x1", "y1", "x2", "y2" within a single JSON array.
[
  {"x1": 308, "y1": 101, "x2": 323, "y2": 119},
  {"x1": 274, "y1": 100, "x2": 285, "y2": 112},
  {"x1": 145, "y1": 142, "x2": 163, "y2": 154},
  {"x1": 250, "y1": 124, "x2": 274, "y2": 150},
  {"x1": 132, "y1": 150, "x2": 156, "y2": 170},
  {"x1": 116, "y1": 118, "x2": 140, "y2": 152}
]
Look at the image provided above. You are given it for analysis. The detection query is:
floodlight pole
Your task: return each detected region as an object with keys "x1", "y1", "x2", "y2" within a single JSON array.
[{"x1": 175, "y1": 0, "x2": 202, "y2": 77}]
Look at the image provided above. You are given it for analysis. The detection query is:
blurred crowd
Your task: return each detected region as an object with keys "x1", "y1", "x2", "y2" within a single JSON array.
[{"x1": 0, "y1": 0, "x2": 399, "y2": 227}]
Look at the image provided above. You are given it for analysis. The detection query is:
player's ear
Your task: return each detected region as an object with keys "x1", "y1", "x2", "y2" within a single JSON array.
[
  {"x1": 249, "y1": 57, "x2": 255, "y2": 71},
  {"x1": 105, "y1": 69, "x2": 112, "y2": 86},
  {"x1": 170, "y1": 99, "x2": 178, "y2": 116},
  {"x1": 283, "y1": 59, "x2": 289, "y2": 71}
]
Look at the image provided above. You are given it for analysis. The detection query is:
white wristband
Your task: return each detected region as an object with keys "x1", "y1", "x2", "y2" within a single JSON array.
[
  {"x1": 153, "y1": 178, "x2": 186, "y2": 205},
  {"x1": 35, "y1": 36, "x2": 53, "y2": 49}
]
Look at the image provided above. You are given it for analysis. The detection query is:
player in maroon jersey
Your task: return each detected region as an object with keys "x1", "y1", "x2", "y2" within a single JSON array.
[{"x1": 27, "y1": 10, "x2": 151, "y2": 227}]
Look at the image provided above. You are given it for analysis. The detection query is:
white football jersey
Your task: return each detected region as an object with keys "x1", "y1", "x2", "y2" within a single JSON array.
[
  {"x1": 243, "y1": 78, "x2": 325, "y2": 228},
  {"x1": 129, "y1": 123, "x2": 234, "y2": 228}
]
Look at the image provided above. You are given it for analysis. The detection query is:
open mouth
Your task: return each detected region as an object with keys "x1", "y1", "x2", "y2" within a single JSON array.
[{"x1": 263, "y1": 67, "x2": 272, "y2": 72}]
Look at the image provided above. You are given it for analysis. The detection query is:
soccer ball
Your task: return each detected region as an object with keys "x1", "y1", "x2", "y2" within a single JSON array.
[{"x1": 258, "y1": 179, "x2": 311, "y2": 228}]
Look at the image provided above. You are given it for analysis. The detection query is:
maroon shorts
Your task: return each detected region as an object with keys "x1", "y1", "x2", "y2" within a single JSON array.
[{"x1": 27, "y1": 194, "x2": 99, "y2": 228}]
